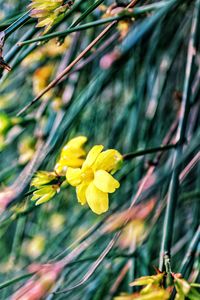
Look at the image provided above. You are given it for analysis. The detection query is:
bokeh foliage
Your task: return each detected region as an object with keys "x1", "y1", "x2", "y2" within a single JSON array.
[{"x1": 0, "y1": 0, "x2": 199, "y2": 299}]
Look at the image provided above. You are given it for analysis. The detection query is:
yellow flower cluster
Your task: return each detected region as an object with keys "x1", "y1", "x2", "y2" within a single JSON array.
[
  {"x1": 29, "y1": 0, "x2": 74, "y2": 34},
  {"x1": 31, "y1": 136, "x2": 123, "y2": 214},
  {"x1": 115, "y1": 273, "x2": 170, "y2": 300},
  {"x1": 31, "y1": 171, "x2": 59, "y2": 205},
  {"x1": 115, "y1": 272, "x2": 200, "y2": 300}
]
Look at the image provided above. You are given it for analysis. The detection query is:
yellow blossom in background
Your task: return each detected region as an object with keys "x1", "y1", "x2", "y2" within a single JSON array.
[
  {"x1": 0, "y1": 112, "x2": 13, "y2": 150},
  {"x1": 55, "y1": 136, "x2": 88, "y2": 175},
  {"x1": 22, "y1": 37, "x2": 71, "y2": 66},
  {"x1": 29, "y1": 0, "x2": 73, "y2": 34},
  {"x1": 117, "y1": 20, "x2": 131, "y2": 39},
  {"x1": 25, "y1": 235, "x2": 45, "y2": 258},
  {"x1": 119, "y1": 220, "x2": 146, "y2": 249},
  {"x1": 33, "y1": 64, "x2": 54, "y2": 100},
  {"x1": 104, "y1": 200, "x2": 155, "y2": 247},
  {"x1": 18, "y1": 136, "x2": 35, "y2": 165},
  {"x1": 51, "y1": 96, "x2": 63, "y2": 111},
  {"x1": 98, "y1": 4, "x2": 107, "y2": 12},
  {"x1": 0, "y1": 111, "x2": 12, "y2": 135},
  {"x1": 101, "y1": 4, "x2": 133, "y2": 39},
  {"x1": 66, "y1": 145, "x2": 122, "y2": 214},
  {"x1": 49, "y1": 213, "x2": 65, "y2": 233}
]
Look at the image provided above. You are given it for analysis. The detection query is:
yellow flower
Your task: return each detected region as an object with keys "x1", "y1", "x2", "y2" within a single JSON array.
[
  {"x1": 118, "y1": 220, "x2": 146, "y2": 249},
  {"x1": 22, "y1": 37, "x2": 71, "y2": 66},
  {"x1": 31, "y1": 171, "x2": 57, "y2": 188},
  {"x1": 66, "y1": 145, "x2": 122, "y2": 214},
  {"x1": 49, "y1": 213, "x2": 65, "y2": 233},
  {"x1": 33, "y1": 64, "x2": 54, "y2": 100},
  {"x1": 104, "y1": 199, "x2": 155, "y2": 233},
  {"x1": 54, "y1": 136, "x2": 88, "y2": 175},
  {"x1": 130, "y1": 273, "x2": 165, "y2": 289},
  {"x1": 114, "y1": 288, "x2": 170, "y2": 300},
  {"x1": 129, "y1": 273, "x2": 167, "y2": 296},
  {"x1": 29, "y1": 0, "x2": 73, "y2": 34},
  {"x1": 117, "y1": 20, "x2": 131, "y2": 39},
  {"x1": 31, "y1": 185, "x2": 58, "y2": 205},
  {"x1": 31, "y1": 171, "x2": 59, "y2": 205},
  {"x1": 115, "y1": 273, "x2": 170, "y2": 300},
  {"x1": 25, "y1": 234, "x2": 45, "y2": 258},
  {"x1": 0, "y1": 112, "x2": 12, "y2": 135},
  {"x1": 18, "y1": 136, "x2": 35, "y2": 165}
]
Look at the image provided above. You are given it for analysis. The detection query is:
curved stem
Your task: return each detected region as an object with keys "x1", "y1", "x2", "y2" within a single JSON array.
[{"x1": 123, "y1": 144, "x2": 177, "y2": 160}]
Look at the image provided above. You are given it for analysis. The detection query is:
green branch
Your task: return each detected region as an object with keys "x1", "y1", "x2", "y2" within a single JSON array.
[{"x1": 123, "y1": 144, "x2": 176, "y2": 160}]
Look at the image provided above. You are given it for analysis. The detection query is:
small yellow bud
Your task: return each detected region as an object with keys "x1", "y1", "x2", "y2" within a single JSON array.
[
  {"x1": 49, "y1": 213, "x2": 65, "y2": 233},
  {"x1": 26, "y1": 235, "x2": 45, "y2": 258}
]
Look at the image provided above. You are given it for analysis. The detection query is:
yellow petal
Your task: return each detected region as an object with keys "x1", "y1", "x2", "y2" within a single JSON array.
[
  {"x1": 66, "y1": 136, "x2": 87, "y2": 148},
  {"x1": 76, "y1": 183, "x2": 88, "y2": 205},
  {"x1": 31, "y1": 186, "x2": 53, "y2": 199},
  {"x1": 66, "y1": 168, "x2": 82, "y2": 186},
  {"x1": 94, "y1": 149, "x2": 122, "y2": 172},
  {"x1": 94, "y1": 170, "x2": 120, "y2": 193},
  {"x1": 36, "y1": 17, "x2": 52, "y2": 27},
  {"x1": 55, "y1": 157, "x2": 84, "y2": 174},
  {"x1": 129, "y1": 274, "x2": 164, "y2": 287},
  {"x1": 35, "y1": 193, "x2": 54, "y2": 205},
  {"x1": 83, "y1": 145, "x2": 104, "y2": 169},
  {"x1": 86, "y1": 182, "x2": 108, "y2": 214},
  {"x1": 61, "y1": 147, "x2": 86, "y2": 158},
  {"x1": 31, "y1": 171, "x2": 56, "y2": 187},
  {"x1": 32, "y1": 188, "x2": 56, "y2": 205}
]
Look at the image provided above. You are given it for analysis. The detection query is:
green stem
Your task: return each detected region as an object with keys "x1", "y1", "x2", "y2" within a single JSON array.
[
  {"x1": 159, "y1": 0, "x2": 200, "y2": 271},
  {"x1": 70, "y1": 0, "x2": 106, "y2": 28},
  {"x1": 0, "y1": 273, "x2": 33, "y2": 290},
  {"x1": 18, "y1": 1, "x2": 170, "y2": 46},
  {"x1": 4, "y1": 11, "x2": 31, "y2": 38},
  {"x1": 18, "y1": 16, "x2": 127, "y2": 46},
  {"x1": 123, "y1": 144, "x2": 176, "y2": 160},
  {"x1": 0, "y1": 12, "x2": 28, "y2": 30},
  {"x1": 180, "y1": 226, "x2": 200, "y2": 277}
]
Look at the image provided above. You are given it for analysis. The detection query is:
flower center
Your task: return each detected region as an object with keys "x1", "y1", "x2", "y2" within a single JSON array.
[{"x1": 81, "y1": 167, "x2": 94, "y2": 182}]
